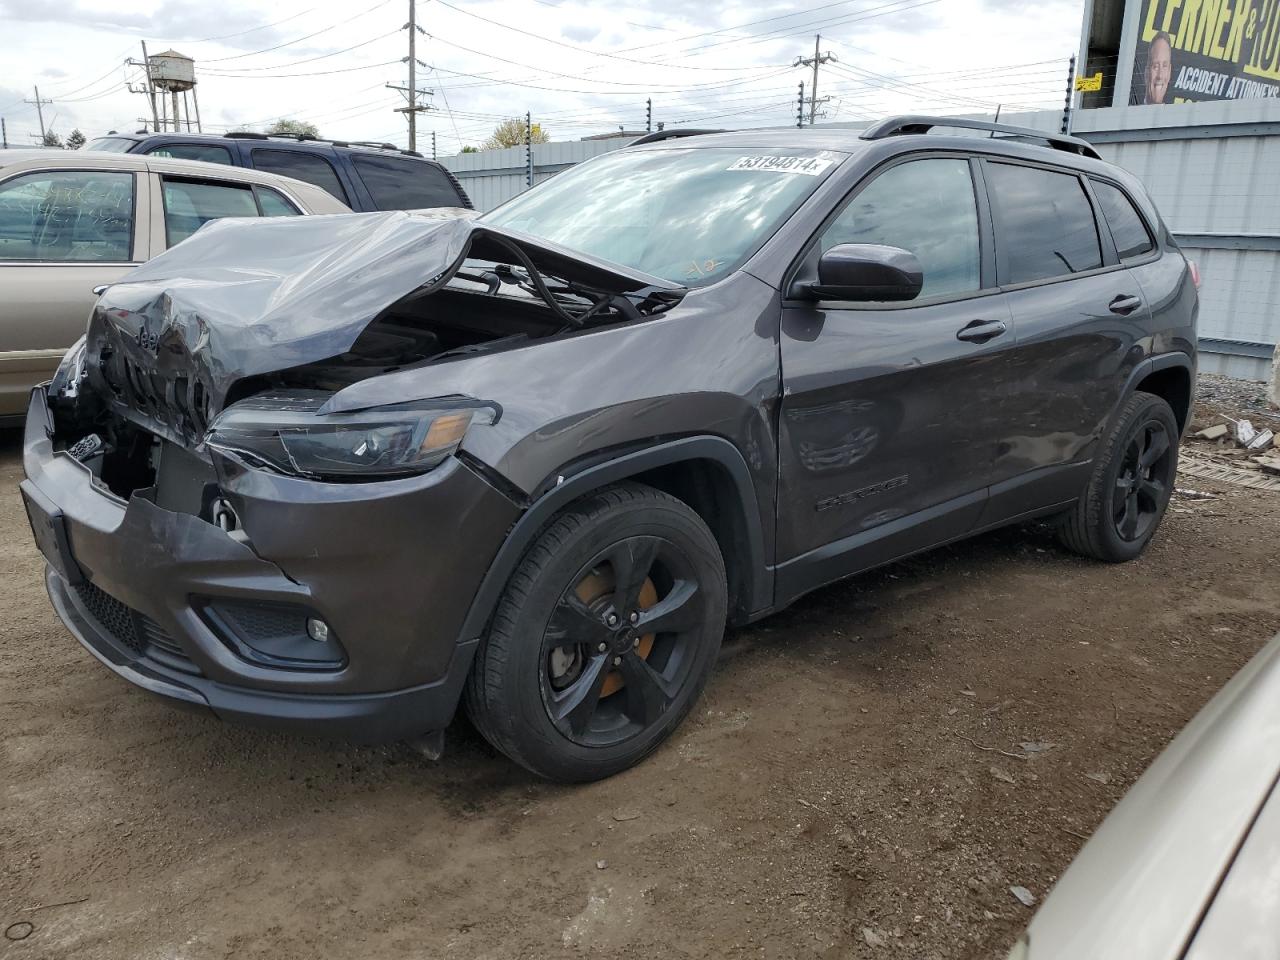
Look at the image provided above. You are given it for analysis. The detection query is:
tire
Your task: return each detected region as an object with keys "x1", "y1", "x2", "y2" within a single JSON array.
[
  {"x1": 1058, "y1": 391, "x2": 1180, "y2": 562},
  {"x1": 464, "y1": 482, "x2": 727, "y2": 782}
]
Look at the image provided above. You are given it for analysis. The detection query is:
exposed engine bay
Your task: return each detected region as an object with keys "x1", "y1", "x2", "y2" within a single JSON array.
[{"x1": 45, "y1": 212, "x2": 687, "y2": 503}]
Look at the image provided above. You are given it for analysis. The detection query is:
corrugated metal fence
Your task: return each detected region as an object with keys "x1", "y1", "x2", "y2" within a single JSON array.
[{"x1": 442, "y1": 100, "x2": 1280, "y2": 379}]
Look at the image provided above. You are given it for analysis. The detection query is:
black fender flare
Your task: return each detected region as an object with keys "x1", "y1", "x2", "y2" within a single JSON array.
[
  {"x1": 1121, "y1": 350, "x2": 1195, "y2": 429},
  {"x1": 457, "y1": 436, "x2": 772, "y2": 644}
]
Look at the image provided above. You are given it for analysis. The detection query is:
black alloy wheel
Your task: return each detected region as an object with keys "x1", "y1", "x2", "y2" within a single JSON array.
[
  {"x1": 540, "y1": 537, "x2": 705, "y2": 747},
  {"x1": 465, "y1": 482, "x2": 727, "y2": 782},
  {"x1": 1058, "y1": 391, "x2": 1180, "y2": 563},
  {"x1": 1111, "y1": 418, "x2": 1175, "y2": 543}
]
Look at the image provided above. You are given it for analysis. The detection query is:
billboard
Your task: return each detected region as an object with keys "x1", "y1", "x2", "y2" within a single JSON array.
[{"x1": 1131, "y1": 0, "x2": 1280, "y2": 105}]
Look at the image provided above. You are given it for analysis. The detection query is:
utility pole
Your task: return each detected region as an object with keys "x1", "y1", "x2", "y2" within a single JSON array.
[
  {"x1": 796, "y1": 82, "x2": 805, "y2": 129},
  {"x1": 794, "y1": 35, "x2": 836, "y2": 125},
  {"x1": 525, "y1": 111, "x2": 533, "y2": 187},
  {"x1": 1061, "y1": 54, "x2": 1077, "y2": 134},
  {"x1": 645, "y1": 97, "x2": 652, "y2": 133},
  {"x1": 408, "y1": 0, "x2": 418, "y2": 150},
  {"x1": 2, "y1": 117, "x2": 7, "y2": 149},
  {"x1": 25, "y1": 86, "x2": 52, "y2": 142},
  {"x1": 388, "y1": 79, "x2": 434, "y2": 150},
  {"x1": 126, "y1": 42, "x2": 160, "y2": 131},
  {"x1": 390, "y1": 0, "x2": 432, "y2": 151},
  {"x1": 432, "y1": 130, "x2": 436, "y2": 160}
]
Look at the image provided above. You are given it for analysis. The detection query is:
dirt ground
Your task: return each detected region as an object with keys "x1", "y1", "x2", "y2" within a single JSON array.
[{"x1": 3, "y1": 382, "x2": 1279, "y2": 960}]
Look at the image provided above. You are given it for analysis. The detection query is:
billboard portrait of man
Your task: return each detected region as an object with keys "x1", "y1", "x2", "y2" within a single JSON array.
[
  {"x1": 1134, "y1": 31, "x2": 1173, "y2": 104},
  {"x1": 1114, "y1": 0, "x2": 1280, "y2": 109}
]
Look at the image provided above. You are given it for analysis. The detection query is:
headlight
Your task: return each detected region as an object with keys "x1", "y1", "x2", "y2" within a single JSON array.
[
  {"x1": 49, "y1": 335, "x2": 88, "y2": 401},
  {"x1": 205, "y1": 389, "x2": 496, "y2": 480}
]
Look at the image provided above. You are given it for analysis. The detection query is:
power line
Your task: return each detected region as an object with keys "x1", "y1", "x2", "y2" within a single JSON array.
[
  {"x1": 159, "y1": 6, "x2": 323, "y2": 45},
  {"x1": 200, "y1": 59, "x2": 404, "y2": 80},
  {"x1": 201, "y1": 30, "x2": 400, "y2": 74},
  {"x1": 429, "y1": 0, "x2": 938, "y2": 102},
  {"x1": 429, "y1": 0, "x2": 783, "y2": 71},
  {"x1": 202, "y1": 0, "x2": 394, "y2": 63},
  {"x1": 208, "y1": 82, "x2": 387, "y2": 129},
  {"x1": 425, "y1": 33, "x2": 791, "y2": 91},
  {"x1": 616, "y1": 0, "x2": 905, "y2": 55},
  {"x1": 642, "y1": 0, "x2": 940, "y2": 60},
  {"x1": 426, "y1": 51, "x2": 795, "y2": 95}
]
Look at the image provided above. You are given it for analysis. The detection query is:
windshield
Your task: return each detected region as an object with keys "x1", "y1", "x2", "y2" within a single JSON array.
[
  {"x1": 482, "y1": 146, "x2": 845, "y2": 285},
  {"x1": 86, "y1": 137, "x2": 138, "y2": 153}
]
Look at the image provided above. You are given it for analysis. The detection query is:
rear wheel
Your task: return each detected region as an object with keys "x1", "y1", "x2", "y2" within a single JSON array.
[
  {"x1": 1058, "y1": 391, "x2": 1179, "y2": 562},
  {"x1": 465, "y1": 482, "x2": 727, "y2": 782}
]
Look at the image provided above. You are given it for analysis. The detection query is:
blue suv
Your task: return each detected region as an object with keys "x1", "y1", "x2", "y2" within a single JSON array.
[{"x1": 87, "y1": 131, "x2": 472, "y2": 213}]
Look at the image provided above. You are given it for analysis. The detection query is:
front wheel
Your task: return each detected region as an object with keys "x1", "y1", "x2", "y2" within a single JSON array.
[
  {"x1": 1058, "y1": 391, "x2": 1179, "y2": 562},
  {"x1": 464, "y1": 482, "x2": 727, "y2": 782}
]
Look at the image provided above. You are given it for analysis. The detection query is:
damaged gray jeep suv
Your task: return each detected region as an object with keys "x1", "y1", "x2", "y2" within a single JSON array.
[{"x1": 22, "y1": 117, "x2": 1198, "y2": 781}]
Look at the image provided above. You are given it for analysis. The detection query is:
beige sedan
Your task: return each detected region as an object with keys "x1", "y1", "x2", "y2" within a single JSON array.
[
  {"x1": 0, "y1": 149, "x2": 349, "y2": 422},
  {"x1": 1012, "y1": 632, "x2": 1280, "y2": 960}
]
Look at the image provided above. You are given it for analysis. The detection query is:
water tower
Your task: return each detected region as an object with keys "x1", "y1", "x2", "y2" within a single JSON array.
[{"x1": 145, "y1": 48, "x2": 201, "y2": 132}]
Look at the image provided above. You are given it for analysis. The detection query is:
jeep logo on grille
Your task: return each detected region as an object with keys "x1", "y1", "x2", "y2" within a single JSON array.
[{"x1": 135, "y1": 328, "x2": 160, "y2": 352}]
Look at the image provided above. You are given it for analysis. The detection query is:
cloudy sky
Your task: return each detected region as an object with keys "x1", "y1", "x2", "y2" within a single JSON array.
[{"x1": 0, "y1": 0, "x2": 1084, "y2": 155}]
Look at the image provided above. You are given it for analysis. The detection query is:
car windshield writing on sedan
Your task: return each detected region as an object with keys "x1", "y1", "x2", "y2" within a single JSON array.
[{"x1": 482, "y1": 146, "x2": 845, "y2": 285}]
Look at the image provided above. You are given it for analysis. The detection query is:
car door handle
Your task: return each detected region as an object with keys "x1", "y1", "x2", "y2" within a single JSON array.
[
  {"x1": 1109, "y1": 294, "x2": 1143, "y2": 315},
  {"x1": 956, "y1": 319, "x2": 1007, "y2": 343}
]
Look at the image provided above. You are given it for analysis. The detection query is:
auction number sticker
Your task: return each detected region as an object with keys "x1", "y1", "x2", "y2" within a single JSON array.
[{"x1": 727, "y1": 155, "x2": 834, "y2": 176}]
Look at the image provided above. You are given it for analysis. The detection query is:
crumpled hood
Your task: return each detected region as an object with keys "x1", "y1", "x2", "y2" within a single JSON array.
[{"x1": 86, "y1": 211, "x2": 685, "y2": 442}]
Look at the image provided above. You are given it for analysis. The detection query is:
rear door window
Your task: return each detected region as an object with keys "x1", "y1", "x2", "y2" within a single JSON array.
[
  {"x1": 0, "y1": 170, "x2": 135, "y2": 261},
  {"x1": 1092, "y1": 180, "x2": 1155, "y2": 260},
  {"x1": 351, "y1": 154, "x2": 464, "y2": 209},
  {"x1": 145, "y1": 143, "x2": 235, "y2": 166},
  {"x1": 249, "y1": 149, "x2": 348, "y2": 204},
  {"x1": 987, "y1": 162, "x2": 1103, "y2": 284},
  {"x1": 162, "y1": 179, "x2": 259, "y2": 246}
]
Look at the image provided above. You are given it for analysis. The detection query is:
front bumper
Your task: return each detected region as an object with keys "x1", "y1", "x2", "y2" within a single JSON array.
[{"x1": 22, "y1": 388, "x2": 520, "y2": 742}]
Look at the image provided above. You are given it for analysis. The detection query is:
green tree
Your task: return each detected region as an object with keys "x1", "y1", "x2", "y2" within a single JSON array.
[
  {"x1": 41, "y1": 131, "x2": 63, "y2": 148},
  {"x1": 266, "y1": 119, "x2": 320, "y2": 138},
  {"x1": 66, "y1": 129, "x2": 86, "y2": 150},
  {"x1": 460, "y1": 145, "x2": 480, "y2": 153},
  {"x1": 483, "y1": 118, "x2": 550, "y2": 150}
]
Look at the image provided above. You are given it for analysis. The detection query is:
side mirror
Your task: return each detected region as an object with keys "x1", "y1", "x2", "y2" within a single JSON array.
[{"x1": 807, "y1": 243, "x2": 923, "y2": 302}]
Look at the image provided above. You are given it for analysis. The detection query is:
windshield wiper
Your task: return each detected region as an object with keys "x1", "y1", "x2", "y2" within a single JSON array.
[{"x1": 455, "y1": 242, "x2": 681, "y2": 330}]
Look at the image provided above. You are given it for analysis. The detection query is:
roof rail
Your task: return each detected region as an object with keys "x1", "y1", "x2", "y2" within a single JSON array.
[
  {"x1": 347, "y1": 139, "x2": 402, "y2": 152},
  {"x1": 221, "y1": 130, "x2": 428, "y2": 159},
  {"x1": 629, "y1": 128, "x2": 725, "y2": 146},
  {"x1": 859, "y1": 115, "x2": 1101, "y2": 161}
]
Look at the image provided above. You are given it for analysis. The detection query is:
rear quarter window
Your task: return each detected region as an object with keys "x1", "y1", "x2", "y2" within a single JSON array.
[
  {"x1": 146, "y1": 143, "x2": 235, "y2": 165},
  {"x1": 86, "y1": 137, "x2": 139, "y2": 153},
  {"x1": 1092, "y1": 180, "x2": 1156, "y2": 260},
  {"x1": 351, "y1": 154, "x2": 465, "y2": 210}
]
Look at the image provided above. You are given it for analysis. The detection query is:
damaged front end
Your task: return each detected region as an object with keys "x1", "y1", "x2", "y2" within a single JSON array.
[
  {"x1": 27, "y1": 211, "x2": 684, "y2": 740},
  {"x1": 50, "y1": 210, "x2": 684, "y2": 495}
]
